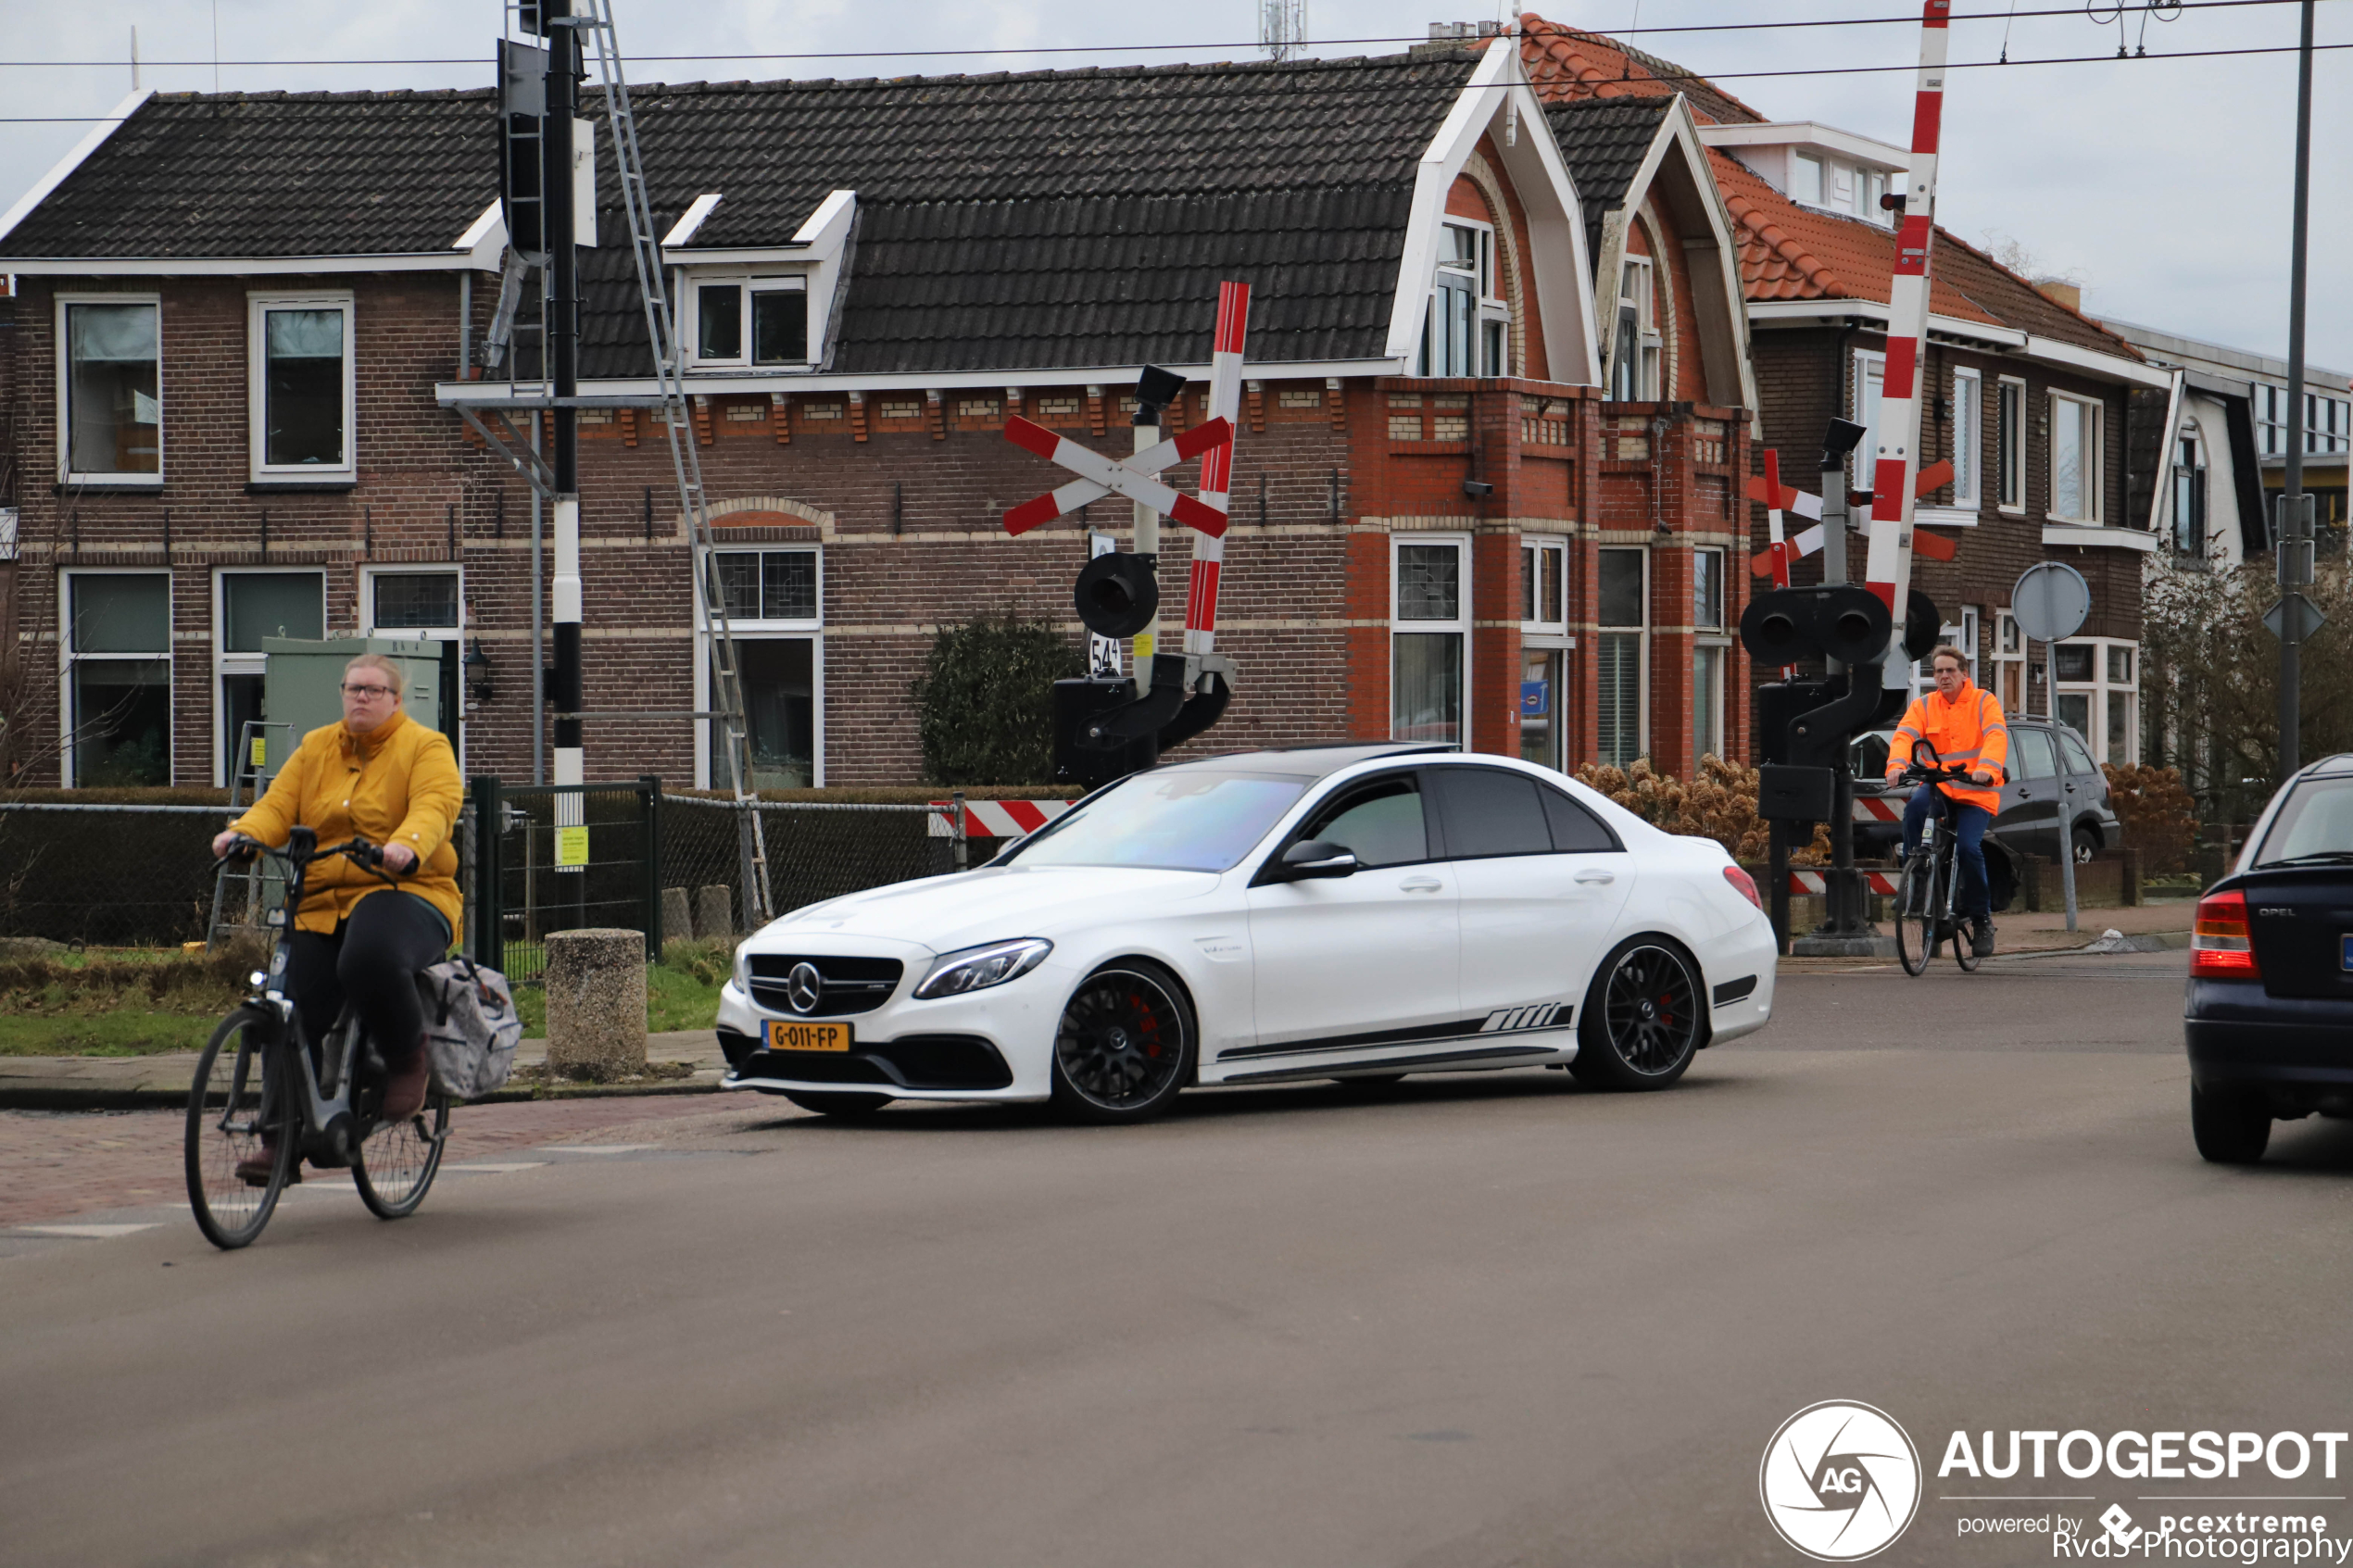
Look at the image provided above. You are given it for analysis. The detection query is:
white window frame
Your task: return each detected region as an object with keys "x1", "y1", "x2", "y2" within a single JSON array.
[
  {"x1": 2256, "y1": 383, "x2": 2284, "y2": 457},
  {"x1": 693, "y1": 546, "x2": 824, "y2": 788},
  {"x1": 2050, "y1": 635, "x2": 2138, "y2": 765},
  {"x1": 360, "y1": 566, "x2": 467, "y2": 767},
  {"x1": 1852, "y1": 348, "x2": 1886, "y2": 486},
  {"x1": 685, "y1": 274, "x2": 813, "y2": 370},
  {"x1": 247, "y1": 292, "x2": 356, "y2": 483},
  {"x1": 1790, "y1": 153, "x2": 1824, "y2": 207},
  {"x1": 57, "y1": 566, "x2": 174, "y2": 788},
  {"x1": 212, "y1": 567, "x2": 329, "y2": 787},
  {"x1": 1993, "y1": 608, "x2": 2028, "y2": 719},
  {"x1": 2047, "y1": 390, "x2": 2105, "y2": 524},
  {"x1": 1422, "y1": 219, "x2": 1504, "y2": 379},
  {"x1": 1951, "y1": 367, "x2": 1983, "y2": 509},
  {"x1": 1996, "y1": 374, "x2": 2028, "y2": 513},
  {"x1": 1390, "y1": 533, "x2": 1471, "y2": 747},
  {"x1": 2172, "y1": 432, "x2": 2208, "y2": 556},
  {"x1": 1611, "y1": 257, "x2": 1663, "y2": 401},
  {"x1": 1595, "y1": 545, "x2": 1649, "y2": 766},
  {"x1": 1519, "y1": 535, "x2": 1569, "y2": 637},
  {"x1": 55, "y1": 292, "x2": 163, "y2": 486}
]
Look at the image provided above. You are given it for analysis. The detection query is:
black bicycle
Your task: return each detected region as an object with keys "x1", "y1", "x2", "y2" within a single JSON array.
[
  {"x1": 1892, "y1": 747, "x2": 1989, "y2": 978},
  {"x1": 184, "y1": 825, "x2": 451, "y2": 1249}
]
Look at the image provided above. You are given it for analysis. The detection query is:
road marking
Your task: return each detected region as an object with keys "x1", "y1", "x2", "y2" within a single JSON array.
[
  {"x1": 548, "y1": 1145, "x2": 656, "y2": 1155},
  {"x1": 16, "y1": 1223, "x2": 161, "y2": 1238},
  {"x1": 443, "y1": 1162, "x2": 547, "y2": 1173}
]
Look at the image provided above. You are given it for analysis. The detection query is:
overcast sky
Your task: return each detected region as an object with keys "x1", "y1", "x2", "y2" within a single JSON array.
[{"x1": 4, "y1": 0, "x2": 2347, "y2": 374}]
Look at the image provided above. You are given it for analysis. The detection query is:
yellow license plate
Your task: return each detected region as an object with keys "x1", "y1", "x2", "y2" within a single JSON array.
[{"x1": 766, "y1": 1020, "x2": 852, "y2": 1053}]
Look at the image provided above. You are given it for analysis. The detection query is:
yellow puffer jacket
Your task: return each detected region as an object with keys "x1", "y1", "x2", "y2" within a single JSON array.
[{"x1": 230, "y1": 709, "x2": 463, "y2": 940}]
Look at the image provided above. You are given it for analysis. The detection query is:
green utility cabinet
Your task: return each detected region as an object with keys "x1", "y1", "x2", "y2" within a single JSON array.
[{"x1": 259, "y1": 637, "x2": 452, "y2": 754}]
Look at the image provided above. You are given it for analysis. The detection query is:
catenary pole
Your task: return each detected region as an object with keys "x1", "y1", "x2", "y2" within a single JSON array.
[
  {"x1": 546, "y1": 0, "x2": 584, "y2": 815},
  {"x1": 1859, "y1": 0, "x2": 1952, "y2": 689},
  {"x1": 2278, "y1": 0, "x2": 2314, "y2": 781}
]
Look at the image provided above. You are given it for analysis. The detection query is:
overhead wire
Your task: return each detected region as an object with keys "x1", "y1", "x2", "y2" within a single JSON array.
[{"x1": 0, "y1": 0, "x2": 2338, "y2": 69}]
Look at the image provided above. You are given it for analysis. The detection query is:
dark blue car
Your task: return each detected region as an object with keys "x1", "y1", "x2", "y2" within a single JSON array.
[{"x1": 2184, "y1": 754, "x2": 2353, "y2": 1162}]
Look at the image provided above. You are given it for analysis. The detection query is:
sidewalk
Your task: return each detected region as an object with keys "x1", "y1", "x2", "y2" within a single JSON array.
[
  {"x1": 0, "y1": 1030, "x2": 730, "y2": 1112},
  {"x1": 1779, "y1": 899, "x2": 2193, "y2": 972}
]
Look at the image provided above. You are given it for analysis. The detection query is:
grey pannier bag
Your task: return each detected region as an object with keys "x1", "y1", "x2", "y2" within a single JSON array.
[{"x1": 416, "y1": 956, "x2": 523, "y2": 1099}]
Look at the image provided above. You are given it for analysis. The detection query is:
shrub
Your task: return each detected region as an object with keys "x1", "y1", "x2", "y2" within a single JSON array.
[
  {"x1": 909, "y1": 612, "x2": 1086, "y2": 786},
  {"x1": 2102, "y1": 763, "x2": 2198, "y2": 874},
  {"x1": 1574, "y1": 757, "x2": 1833, "y2": 865}
]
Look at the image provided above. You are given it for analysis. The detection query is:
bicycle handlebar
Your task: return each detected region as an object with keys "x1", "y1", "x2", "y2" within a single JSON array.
[{"x1": 210, "y1": 834, "x2": 402, "y2": 880}]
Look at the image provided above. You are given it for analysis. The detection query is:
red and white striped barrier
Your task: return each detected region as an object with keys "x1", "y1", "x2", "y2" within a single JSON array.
[
  {"x1": 1788, "y1": 869, "x2": 1903, "y2": 896},
  {"x1": 1859, "y1": 0, "x2": 1953, "y2": 668},
  {"x1": 927, "y1": 799, "x2": 1074, "y2": 839},
  {"x1": 1001, "y1": 418, "x2": 1234, "y2": 536},
  {"x1": 1854, "y1": 795, "x2": 1905, "y2": 822},
  {"x1": 1184, "y1": 281, "x2": 1252, "y2": 655}
]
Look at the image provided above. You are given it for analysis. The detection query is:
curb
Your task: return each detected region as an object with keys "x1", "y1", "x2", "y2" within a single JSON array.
[{"x1": 0, "y1": 1073, "x2": 728, "y2": 1114}]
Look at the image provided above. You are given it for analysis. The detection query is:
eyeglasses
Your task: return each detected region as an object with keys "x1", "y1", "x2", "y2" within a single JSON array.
[{"x1": 341, "y1": 684, "x2": 397, "y2": 698}]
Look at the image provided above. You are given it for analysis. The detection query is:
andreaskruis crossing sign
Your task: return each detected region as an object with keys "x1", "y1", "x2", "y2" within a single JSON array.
[{"x1": 1001, "y1": 417, "x2": 1235, "y2": 536}]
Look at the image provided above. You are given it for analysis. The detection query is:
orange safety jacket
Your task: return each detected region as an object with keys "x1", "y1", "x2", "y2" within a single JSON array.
[{"x1": 1886, "y1": 680, "x2": 2009, "y2": 813}]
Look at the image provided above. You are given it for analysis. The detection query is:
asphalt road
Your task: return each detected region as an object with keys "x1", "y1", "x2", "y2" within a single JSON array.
[{"x1": 7, "y1": 949, "x2": 2353, "y2": 1568}]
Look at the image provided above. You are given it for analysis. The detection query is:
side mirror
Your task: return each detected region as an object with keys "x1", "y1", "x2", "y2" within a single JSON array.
[{"x1": 1277, "y1": 840, "x2": 1359, "y2": 881}]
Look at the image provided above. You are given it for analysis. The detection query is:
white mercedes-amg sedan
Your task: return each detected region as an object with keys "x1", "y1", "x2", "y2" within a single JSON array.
[{"x1": 715, "y1": 743, "x2": 1777, "y2": 1123}]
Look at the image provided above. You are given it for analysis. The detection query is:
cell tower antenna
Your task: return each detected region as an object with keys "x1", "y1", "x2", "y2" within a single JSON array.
[{"x1": 1259, "y1": 0, "x2": 1306, "y2": 62}]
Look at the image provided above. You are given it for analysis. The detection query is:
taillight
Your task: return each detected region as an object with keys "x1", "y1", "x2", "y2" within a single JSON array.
[
  {"x1": 1723, "y1": 864, "x2": 1763, "y2": 911},
  {"x1": 2191, "y1": 888, "x2": 2261, "y2": 979}
]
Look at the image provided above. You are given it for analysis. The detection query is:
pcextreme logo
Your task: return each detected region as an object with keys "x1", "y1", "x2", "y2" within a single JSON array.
[{"x1": 1761, "y1": 1400, "x2": 1925, "y2": 1562}]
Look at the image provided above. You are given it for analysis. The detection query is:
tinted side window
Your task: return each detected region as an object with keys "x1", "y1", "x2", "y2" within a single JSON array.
[
  {"x1": 2059, "y1": 731, "x2": 2098, "y2": 777},
  {"x1": 1298, "y1": 774, "x2": 1428, "y2": 867},
  {"x1": 1431, "y1": 768, "x2": 1553, "y2": 859},
  {"x1": 1539, "y1": 784, "x2": 1620, "y2": 851},
  {"x1": 2014, "y1": 729, "x2": 2057, "y2": 780}
]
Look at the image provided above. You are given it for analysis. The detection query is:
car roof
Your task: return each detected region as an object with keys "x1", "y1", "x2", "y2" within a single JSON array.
[
  {"x1": 1158, "y1": 742, "x2": 1457, "y2": 781},
  {"x1": 2303, "y1": 754, "x2": 2353, "y2": 778}
]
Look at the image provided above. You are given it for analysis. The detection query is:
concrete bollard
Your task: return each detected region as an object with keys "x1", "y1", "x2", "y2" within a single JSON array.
[
  {"x1": 695, "y1": 884, "x2": 734, "y2": 940},
  {"x1": 545, "y1": 928, "x2": 648, "y2": 1081},
  {"x1": 660, "y1": 886, "x2": 693, "y2": 947}
]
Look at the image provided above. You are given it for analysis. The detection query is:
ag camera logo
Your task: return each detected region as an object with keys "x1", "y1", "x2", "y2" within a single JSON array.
[{"x1": 1760, "y1": 1400, "x2": 1923, "y2": 1562}]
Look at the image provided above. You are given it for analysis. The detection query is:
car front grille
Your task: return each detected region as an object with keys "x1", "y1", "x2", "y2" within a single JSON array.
[{"x1": 747, "y1": 954, "x2": 905, "y2": 1018}]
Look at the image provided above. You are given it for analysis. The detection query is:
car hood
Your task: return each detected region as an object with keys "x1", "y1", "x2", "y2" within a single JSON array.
[{"x1": 760, "y1": 865, "x2": 1225, "y2": 955}]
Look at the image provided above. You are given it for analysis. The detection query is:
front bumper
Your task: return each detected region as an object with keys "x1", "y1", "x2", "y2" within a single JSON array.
[
  {"x1": 2185, "y1": 978, "x2": 2353, "y2": 1110},
  {"x1": 714, "y1": 976, "x2": 1061, "y2": 1102}
]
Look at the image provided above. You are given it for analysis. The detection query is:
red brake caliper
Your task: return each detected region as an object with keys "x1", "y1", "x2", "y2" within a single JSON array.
[{"x1": 1134, "y1": 994, "x2": 1163, "y2": 1058}]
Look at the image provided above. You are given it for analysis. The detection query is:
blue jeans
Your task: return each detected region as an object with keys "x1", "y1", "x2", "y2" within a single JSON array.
[{"x1": 1901, "y1": 784, "x2": 1992, "y2": 921}]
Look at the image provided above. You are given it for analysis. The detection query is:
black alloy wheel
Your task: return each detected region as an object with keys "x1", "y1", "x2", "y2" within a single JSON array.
[
  {"x1": 1571, "y1": 939, "x2": 1702, "y2": 1090},
  {"x1": 2190, "y1": 1082, "x2": 2271, "y2": 1164},
  {"x1": 1051, "y1": 961, "x2": 1196, "y2": 1123}
]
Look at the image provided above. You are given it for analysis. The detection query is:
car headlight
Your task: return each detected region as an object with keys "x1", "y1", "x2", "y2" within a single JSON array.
[
  {"x1": 732, "y1": 946, "x2": 752, "y2": 993},
  {"x1": 913, "y1": 938, "x2": 1053, "y2": 999}
]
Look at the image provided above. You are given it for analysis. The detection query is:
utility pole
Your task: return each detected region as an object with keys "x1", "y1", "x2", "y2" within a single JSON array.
[
  {"x1": 2277, "y1": 0, "x2": 2315, "y2": 782},
  {"x1": 545, "y1": 0, "x2": 585, "y2": 825}
]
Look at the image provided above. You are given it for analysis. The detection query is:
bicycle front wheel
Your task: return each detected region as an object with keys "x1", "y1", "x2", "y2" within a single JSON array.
[
  {"x1": 185, "y1": 1008, "x2": 294, "y2": 1250},
  {"x1": 354, "y1": 1091, "x2": 450, "y2": 1220},
  {"x1": 1894, "y1": 857, "x2": 1937, "y2": 977}
]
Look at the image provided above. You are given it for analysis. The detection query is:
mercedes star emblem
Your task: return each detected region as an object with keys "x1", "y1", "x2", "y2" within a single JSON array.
[{"x1": 785, "y1": 962, "x2": 824, "y2": 1015}]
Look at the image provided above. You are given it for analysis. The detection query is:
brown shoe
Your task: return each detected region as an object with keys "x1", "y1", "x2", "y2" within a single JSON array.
[
  {"x1": 380, "y1": 1045, "x2": 431, "y2": 1122},
  {"x1": 236, "y1": 1138, "x2": 298, "y2": 1187}
]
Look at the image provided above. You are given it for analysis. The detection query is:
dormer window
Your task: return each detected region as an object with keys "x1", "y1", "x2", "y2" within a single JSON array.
[
  {"x1": 1792, "y1": 154, "x2": 1823, "y2": 207},
  {"x1": 690, "y1": 277, "x2": 810, "y2": 368},
  {"x1": 1418, "y1": 220, "x2": 1510, "y2": 378},
  {"x1": 1611, "y1": 257, "x2": 1661, "y2": 401}
]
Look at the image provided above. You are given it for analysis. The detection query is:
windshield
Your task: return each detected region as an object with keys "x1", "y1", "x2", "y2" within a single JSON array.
[
  {"x1": 1001, "y1": 770, "x2": 1311, "y2": 872},
  {"x1": 2254, "y1": 777, "x2": 2353, "y2": 865}
]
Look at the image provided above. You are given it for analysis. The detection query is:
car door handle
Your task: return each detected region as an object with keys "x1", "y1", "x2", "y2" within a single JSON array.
[
  {"x1": 1573, "y1": 869, "x2": 1617, "y2": 884},
  {"x1": 1399, "y1": 876, "x2": 1444, "y2": 893}
]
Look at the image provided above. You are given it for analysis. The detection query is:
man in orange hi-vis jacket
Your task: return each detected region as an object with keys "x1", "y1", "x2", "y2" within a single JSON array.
[{"x1": 1885, "y1": 644, "x2": 2011, "y2": 958}]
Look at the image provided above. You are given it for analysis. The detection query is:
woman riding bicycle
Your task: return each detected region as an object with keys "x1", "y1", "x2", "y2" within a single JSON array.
[
  {"x1": 1885, "y1": 644, "x2": 2010, "y2": 959},
  {"x1": 210, "y1": 653, "x2": 461, "y2": 1154}
]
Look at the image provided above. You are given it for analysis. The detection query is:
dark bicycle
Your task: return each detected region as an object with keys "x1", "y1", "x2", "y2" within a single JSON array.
[
  {"x1": 184, "y1": 825, "x2": 451, "y2": 1249},
  {"x1": 1892, "y1": 746, "x2": 1988, "y2": 978}
]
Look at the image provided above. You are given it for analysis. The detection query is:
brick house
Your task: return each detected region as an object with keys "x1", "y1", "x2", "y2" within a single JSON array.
[
  {"x1": 0, "y1": 47, "x2": 1760, "y2": 792},
  {"x1": 1518, "y1": 15, "x2": 2170, "y2": 769}
]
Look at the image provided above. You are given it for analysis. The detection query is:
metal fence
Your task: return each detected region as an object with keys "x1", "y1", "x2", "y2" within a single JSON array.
[
  {"x1": 659, "y1": 796, "x2": 947, "y2": 936},
  {"x1": 0, "y1": 786, "x2": 962, "y2": 959}
]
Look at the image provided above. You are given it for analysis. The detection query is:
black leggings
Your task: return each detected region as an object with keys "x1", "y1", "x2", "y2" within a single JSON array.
[{"x1": 285, "y1": 892, "x2": 450, "y2": 1066}]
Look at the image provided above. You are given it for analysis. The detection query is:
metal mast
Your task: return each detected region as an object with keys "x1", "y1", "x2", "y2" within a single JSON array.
[{"x1": 573, "y1": 0, "x2": 773, "y2": 924}]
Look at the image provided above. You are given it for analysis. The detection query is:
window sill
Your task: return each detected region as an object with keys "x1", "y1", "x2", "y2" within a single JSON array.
[
  {"x1": 1914, "y1": 505, "x2": 1980, "y2": 527},
  {"x1": 246, "y1": 480, "x2": 357, "y2": 493},
  {"x1": 56, "y1": 479, "x2": 163, "y2": 494},
  {"x1": 2042, "y1": 523, "x2": 2154, "y2": 552}
]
